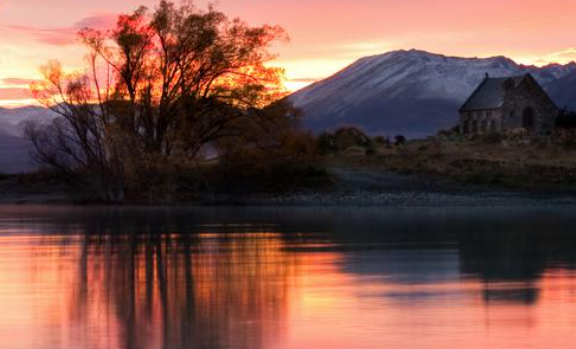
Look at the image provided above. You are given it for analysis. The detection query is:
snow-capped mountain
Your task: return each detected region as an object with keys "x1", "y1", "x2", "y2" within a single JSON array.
[
  {"x1": 2, "y1": 50, "x2": 576, "y2": 174},
  {"x1": 290, "y1": 49, "x2": 576, "y2": 138},
  {"x1": 0, "y1": 106, "x2": 57, "y2": 131},
  {"x1": 0, "y1": 106, "x2": 57, "y2": 174}
]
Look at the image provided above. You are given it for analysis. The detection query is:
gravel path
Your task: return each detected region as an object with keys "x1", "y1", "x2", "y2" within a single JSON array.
[{"x1": 225, "y1": 168, "x2": 576, "y2": 207}]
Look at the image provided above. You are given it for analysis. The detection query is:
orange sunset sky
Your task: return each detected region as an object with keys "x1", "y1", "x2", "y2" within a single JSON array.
[{"x1": 0, "y1": 0, "x2": 575, "y2": 106}]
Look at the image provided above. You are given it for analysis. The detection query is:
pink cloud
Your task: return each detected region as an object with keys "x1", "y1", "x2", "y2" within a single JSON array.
[
  {"x1": 7, "y1": 13, "x2": 117, "y2": 46},
  {"x1": 75, "y1": 13, "x2": 118, "y2": 29},
  {"x1": 7, "y1": 25, "x2": 75, "y2": 45},
  {"x1": 0, "y1": 88, "x2": 32, "y2": 100},
  {"x1": 2, "y1": 78, "x2": 39, "y2": 86}
]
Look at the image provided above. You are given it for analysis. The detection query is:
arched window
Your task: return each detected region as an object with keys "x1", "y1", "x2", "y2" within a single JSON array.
[
  {"x1": 522, "y1": 107, "x2": 535, "y2": 130},
  {"x1": 481, "y1": 120, "x2": 488, "y2": 133},
  {"x1": 490, "y1": 120, "x2": 497, "y2": 133}
]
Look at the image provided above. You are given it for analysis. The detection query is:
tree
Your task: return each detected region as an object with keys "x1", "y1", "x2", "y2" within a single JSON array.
[
  {"x1": 27, "y1": 1, "x2": 291, "y2": 202},
  {"x1": 27, "y1": 61, "x2": 126, "y2": 202}
]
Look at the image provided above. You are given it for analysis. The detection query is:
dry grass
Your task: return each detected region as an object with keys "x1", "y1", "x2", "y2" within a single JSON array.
[{"x1": 325, "y1": 138, "x2": 576, "y2": 188}]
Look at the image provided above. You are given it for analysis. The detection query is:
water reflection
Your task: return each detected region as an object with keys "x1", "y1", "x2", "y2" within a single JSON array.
[
  {"x1": 1, "y1": 206, "x2": 576, "y2": 349},
  {"x1": 68, "y1": 233, "x2": 299, "y2": 349}
]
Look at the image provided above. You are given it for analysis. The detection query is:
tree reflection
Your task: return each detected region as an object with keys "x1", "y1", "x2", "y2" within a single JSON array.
[
  {"x1": 7, "y1": 206, "x2": 576, "y2": 348},
  {"x1": 69, "y1": 231, "x2": 299, "y2": 349},
  {"x1": 458, "y1": 229, "x2": 576, "y2": 305}
]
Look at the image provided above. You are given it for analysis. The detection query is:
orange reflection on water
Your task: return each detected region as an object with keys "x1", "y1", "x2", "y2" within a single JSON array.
[{"x1": 0, "y1": 233, "x2": 576, "y2": 349}]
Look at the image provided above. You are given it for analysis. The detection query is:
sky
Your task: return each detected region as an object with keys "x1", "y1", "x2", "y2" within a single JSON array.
[{"x1": 0, "y1": 0, "x2": 576, "y2": 106}]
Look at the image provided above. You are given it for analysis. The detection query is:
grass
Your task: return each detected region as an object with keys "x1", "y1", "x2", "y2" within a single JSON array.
[{"x1": 324, "y1": 138, "x2": 576, "y2": 189}]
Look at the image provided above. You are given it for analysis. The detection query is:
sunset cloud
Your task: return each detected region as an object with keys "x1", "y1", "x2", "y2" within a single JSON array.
[
  {"x1": 540, "y1": 48, "x2": 576, "y2": 64},
  {"x1": 8, "y1": 26, "x2": 78, "y2": 46},
  {"x1": 519, "y1": 48, "x2": 576, "y2": 66},
  {"x1": 7, "y1": 13, "x2": 117, "y2": 46},
  {"x1": 1, "y1": 78, "x2": 38, "y2": 86},
  {"x1": 0, "y1": 0, "x2": 575, "y2": 97},
  {"x1": 0, "y1": 88, "x2": 32, "y2": 100}
]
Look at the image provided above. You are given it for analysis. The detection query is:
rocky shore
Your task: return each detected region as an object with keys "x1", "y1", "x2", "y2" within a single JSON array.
[
  {"x1": 203, "y1": 168, "x2": 576, "y2": 207},
  {"x1": 219, "y1": 191, "x2": 576, "y2": 207},
  {"x1": 2, "y1": 168, "x2": 576, "y2": 207}
]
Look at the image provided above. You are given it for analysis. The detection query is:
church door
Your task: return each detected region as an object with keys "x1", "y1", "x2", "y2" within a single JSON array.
[{"x1": 522, "y1": 107, "x2": 535, "y2": 131}]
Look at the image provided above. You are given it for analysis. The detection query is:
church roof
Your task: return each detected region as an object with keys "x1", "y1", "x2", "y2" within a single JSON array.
[{"x1": 459, "y1": 75, "x2": 527, "y2": 112}]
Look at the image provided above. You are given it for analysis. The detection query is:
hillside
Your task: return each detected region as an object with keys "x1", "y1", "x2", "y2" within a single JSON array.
[
  {"x1": 0, "y1": 133, "x2": 34, "y2": 174},
  {"x1": 290, "y1": 49, "x2": 576, "y2": 138},
  {"x1": 0, "y1": 106, "x2": 56, "y2": 174}
]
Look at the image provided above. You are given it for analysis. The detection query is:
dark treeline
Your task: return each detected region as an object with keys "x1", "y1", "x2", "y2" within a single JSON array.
[{"x1": 25, "y1": 1, "x2": 318, "y2": 203}]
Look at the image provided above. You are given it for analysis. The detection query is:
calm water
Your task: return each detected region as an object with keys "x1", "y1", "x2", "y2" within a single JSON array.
[{"x1": 1, "y1": 205, "x2": 576, "y2": 349}]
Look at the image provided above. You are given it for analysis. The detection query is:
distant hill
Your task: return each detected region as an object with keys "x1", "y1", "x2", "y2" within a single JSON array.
[
  {"x1": 289, "y1": 49, "x2": 576, "y2": 138},
  {"x1": 0, "y1": 133, "x2": 34, "y2": 174},
  {"x1": 2, "y1": 53, "x2": 576, "y2": 174},
  {"x1": 0, "y1": 106, "x2": 56, "y2": 174}
]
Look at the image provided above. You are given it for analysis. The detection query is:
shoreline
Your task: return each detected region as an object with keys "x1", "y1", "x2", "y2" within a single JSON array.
[
  {"x1": 2, "y1": 168, "x2": 576, "y2": 207},
  {"x1": 208, "y1": 192, "x2": 576, "y2": 207}
]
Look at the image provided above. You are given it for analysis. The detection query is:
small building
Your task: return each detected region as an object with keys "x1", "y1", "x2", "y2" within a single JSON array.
[{"x1": 459, "y1": 74, "x2": 558, "y2": 136}]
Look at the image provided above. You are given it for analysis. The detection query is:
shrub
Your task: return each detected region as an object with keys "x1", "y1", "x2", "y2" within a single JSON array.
[
  {"x1": 317, "y1": 126, "x2": 373, "y2": 154},
  {"x1": 318, "y1": 132, "x2": 337, "y2": 155},
  {"x1": 373, "y1": 135, "x2": 391, "y2": 147},
  {"x1": 479, "y1": 133, "x2": 504, "y2": 144},
  {"x1": 333, "y1": 126, "x2": 373, "y2": 149},
  {"x1": 505, "y1": 128, "x2": 528, "y2": 142},
  {"x1": 365, "y1": 144, "x2": 377, "y2": 156},
  {"x1": 394, "y1": 135, "x2": 406, "y2": 146},
  {"x1": 216, "y1": 127, "x2": 326, "y2": 193}
]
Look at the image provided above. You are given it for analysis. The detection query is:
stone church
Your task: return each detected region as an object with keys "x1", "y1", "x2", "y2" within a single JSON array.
[{"x1": 459, "y1": 73, "x2": 558, "y2": 136}]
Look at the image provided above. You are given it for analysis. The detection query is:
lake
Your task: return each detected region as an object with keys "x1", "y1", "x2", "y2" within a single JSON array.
[{"x1": 0, "y1": 205, "x2": 575, "y2": 349}]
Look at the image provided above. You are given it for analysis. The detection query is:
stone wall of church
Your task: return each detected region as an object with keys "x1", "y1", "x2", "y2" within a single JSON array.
[
  {"x1": 459, "y1": 109, "x2": 502, "y2": 135},
  {"x1": 459, "y1": 77, "x2": 557, "y2": 136},
  {"x1": 500, "y1": 79, "x2": 557, "y2": 136}
]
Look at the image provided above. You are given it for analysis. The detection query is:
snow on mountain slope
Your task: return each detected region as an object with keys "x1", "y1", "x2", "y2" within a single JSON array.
[
  {"x1": 0, "y1": 106, "x2": 57, "y2": 132},
  {"x1": 0, "y1": 119, "x2": 21, "y2": 138},
  {"x1": 545, "y1": 71, "x2": 576, "y2": 111},
  {"x1": 0, "y1": 106, "x2": 56, "y2": 174},
  {"x1": 290, "y1": 49, "x2": 576, "y2": 138}
]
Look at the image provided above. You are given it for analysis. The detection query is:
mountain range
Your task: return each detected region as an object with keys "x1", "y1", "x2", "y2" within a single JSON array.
[
  {"x1": 289, "y1": 49, "x2": 576, "y2": 138},
  {"x1": 0, "y1": 106, "x2": 57, "y2": 174},
  {"x1": 1, "y1": 49, "x2": 576, "y2": 173}
]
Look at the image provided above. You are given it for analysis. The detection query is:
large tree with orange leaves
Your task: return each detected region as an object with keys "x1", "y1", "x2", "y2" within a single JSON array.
[{"x1": 27, "y1": 1, "x2": 296, "y2": 202}]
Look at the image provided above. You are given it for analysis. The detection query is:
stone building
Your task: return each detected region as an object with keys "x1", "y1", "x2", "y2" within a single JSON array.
[{"x1": 459, "y1": 74, "x2": 558, "y2": 136}]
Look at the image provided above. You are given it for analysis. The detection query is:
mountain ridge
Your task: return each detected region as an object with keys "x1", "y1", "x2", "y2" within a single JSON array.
[
  {"x1": 290, "y1": 49, "x2": 576, "y2": 138},
  {"x1": 0, "y1": 106, "x2": 57, "y2": 174}
]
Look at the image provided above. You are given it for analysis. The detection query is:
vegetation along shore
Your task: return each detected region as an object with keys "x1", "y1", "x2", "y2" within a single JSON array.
[{"x1": 2, "y1": 1, "x2": 576, "y2": 206}]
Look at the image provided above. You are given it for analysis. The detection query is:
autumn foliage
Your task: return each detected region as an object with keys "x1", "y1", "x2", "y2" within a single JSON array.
[{"x1": 26, "y1": 1, "x2": 317, "y2": 203}]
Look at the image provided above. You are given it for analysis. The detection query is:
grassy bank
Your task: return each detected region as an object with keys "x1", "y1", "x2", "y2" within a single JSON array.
[
  {"x1": 5, "y1": 135, "x2": 576, "y2": 205},
  {"x1": 325, "y1": 138, "x2": 576, "y2": 189}
]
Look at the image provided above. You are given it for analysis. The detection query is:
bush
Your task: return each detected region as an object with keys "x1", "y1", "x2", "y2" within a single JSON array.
[
  {"x1": 394, "y1": 135, "x2": 406, "y2": 146},
  {"x1": 554, "y1": 129, "x2": 576, "y2": 145},
  {"x1": 216, "y1": 128, "x2": 326, "y2": 193},
  {"x1": 333, "y1": 126, "x2": 373, "y2": 149},
  {"x1": 316, "y1": 126, "x2": 373, "y2": 154},
  {"x1": 479, "y1": 133, "x2": 504, "y2": 144},
  {"x1": 373, "y1": 135, "x2": 391, "y2": 147},
  {"x1": 318, "y1": 132, "x2": 337, "y2": 155},
  {"x1": 365, "y1": 144, "x2": 377, "y2": 156},
  {"x1": 557, "y1": 110, "x2": 576, "y2": 129}
]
